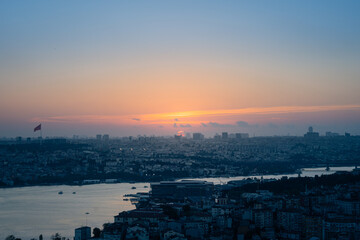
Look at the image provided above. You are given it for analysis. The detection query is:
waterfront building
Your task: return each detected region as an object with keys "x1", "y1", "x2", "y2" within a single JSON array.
[{"x1": 150, "y1": 180, "x2": 214, "y2": 200}]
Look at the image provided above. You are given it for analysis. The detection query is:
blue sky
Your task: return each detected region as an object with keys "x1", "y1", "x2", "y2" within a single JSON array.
[{"x1": 1, "y1": 1, "x2": 360, "y2": 137}]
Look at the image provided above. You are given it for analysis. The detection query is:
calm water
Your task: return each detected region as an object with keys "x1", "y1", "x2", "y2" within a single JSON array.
[
  {"x1": 0, "y1": 183, "x2": 150, "y2": 240},
  {"x1": 0, "y1": 166, "x2": 355, "y2": 240},
  {"x1": 182, "y1": 166, "x2": 356, "y2": 184}
]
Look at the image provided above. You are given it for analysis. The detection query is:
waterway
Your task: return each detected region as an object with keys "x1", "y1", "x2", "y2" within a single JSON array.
[{"x1": 0, "y1": 166, "x2": 355, "y2": 239}]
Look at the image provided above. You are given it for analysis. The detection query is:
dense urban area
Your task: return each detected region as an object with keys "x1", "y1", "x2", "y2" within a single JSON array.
[
  {"x1": 2, "y1": 128, "x2": 360, "y2": 240},
  {"x1": 95, "y1": 170, "x2": 360, "y2": 240},
  {"x1": 0, "y1": 128, "x2": 359, "y2": 187},
  {"x1": 5, "y1": 170, "x2": 360, "y2": 240}
]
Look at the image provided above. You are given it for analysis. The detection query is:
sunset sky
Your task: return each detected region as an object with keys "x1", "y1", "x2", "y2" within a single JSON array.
[{"x1": 1, "y1": 1, "x2": 360, "y2": 137}]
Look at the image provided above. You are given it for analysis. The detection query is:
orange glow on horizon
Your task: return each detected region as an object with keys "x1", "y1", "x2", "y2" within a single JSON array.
[{"x1": 31, "y1": 104, "x2": 360, "y2": 127}]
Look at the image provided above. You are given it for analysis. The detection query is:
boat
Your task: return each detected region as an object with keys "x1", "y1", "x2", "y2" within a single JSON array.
[
  {"x1": 72, "y1": 192, "x2": 76, "y2": 194},
  {"x1": 131, "y1": 187, "x2": 136, "y2": 189},
  {"x1": 144, "y1": 186, "x2": 148, "y2": 188},
  {"x1": 58, "y1": 191, "x2": 63, "y2": 195},
  {"x1": 123, "y1": 198, "x2": 129, "y2": 201}
]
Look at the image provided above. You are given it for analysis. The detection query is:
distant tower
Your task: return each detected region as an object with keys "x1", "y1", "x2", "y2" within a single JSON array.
[{"x1": 308, "y1": 126, "x2": 313, "y2": 133}]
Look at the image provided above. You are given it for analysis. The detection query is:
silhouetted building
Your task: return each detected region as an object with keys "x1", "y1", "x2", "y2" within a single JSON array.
[
  {"x1": 151, "y1": 180, "x2": 214, "y2": 200},
  {"x1": 214, "y1": 134, "x2": 221, "y2": 140},
  {"x1": 96, "y1": 134, "x2": 102, "y2": 141},
  {"x1": 222, "y1": 132, "x2": 228, "y2": 140},
  {"x1": 308, "y1": 126, "x2": 313, "y2": 133},
  {"x1": 326, "y1": 131, "x2": 339, "y2": 137},
  {"x1": 103, "y1": 134, "x2": 109, "y2": 141},
  {"x1": 114, "y1": 209, "x2": 166, "y2": 224},
  {"x1": 193, "y1": 133, "x2": 204, "y2": 140},
  {"x1": 44, "y1": 138, "x2": 67, "y2": 144},
  {"x1": 304, "y1": 126, "x2": 319, "y2": 138},
  {"x1": 74, "y1": 226, "x2": 91, "y2": 240},
  {"x1": 236, "y1": 133, "x2": 249, "y2": 139}
]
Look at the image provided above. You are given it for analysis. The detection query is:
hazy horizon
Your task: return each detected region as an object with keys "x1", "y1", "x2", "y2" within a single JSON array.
[{"x1": 1, "y1": 1, "x2": 360, "y2": 137}]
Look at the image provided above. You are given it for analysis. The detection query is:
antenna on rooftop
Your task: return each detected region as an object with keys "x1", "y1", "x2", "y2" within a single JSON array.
[{"x1": 85, "y1": 212, "x2": 89, "y2": 226}]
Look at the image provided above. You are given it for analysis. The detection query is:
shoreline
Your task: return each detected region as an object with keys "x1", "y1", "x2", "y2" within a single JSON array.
[{"x1": 1, "y1": 165, "x2": 356, "y2": 189}]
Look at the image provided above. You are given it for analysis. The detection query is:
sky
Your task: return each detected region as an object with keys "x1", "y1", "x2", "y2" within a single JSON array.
[{"x1": 1, "y1": 1, "x2": 360, "y2": 137}]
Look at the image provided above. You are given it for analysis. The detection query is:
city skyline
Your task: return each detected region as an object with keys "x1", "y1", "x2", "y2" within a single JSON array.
[{"x1": 1, "y1": 1, "x2": 360, "y2": 137}]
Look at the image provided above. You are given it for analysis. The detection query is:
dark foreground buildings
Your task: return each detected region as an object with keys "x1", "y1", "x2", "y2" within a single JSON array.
[
  {"x1": 82, "y1": 171, "x2": 360, "y2": 240},
  {"x1": 150, "y1": 180, "x2": 214, "y2": 200}
]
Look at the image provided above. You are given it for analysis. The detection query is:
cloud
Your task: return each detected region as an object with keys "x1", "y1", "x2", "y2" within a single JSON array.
[
  {"x1": 236, "y1": 121, "x2": 249, "y2": 127},
  {"x1": 208, "y1": 122, "x2": 234, "y2": 127},
  {"x1": 179, "y1": 124, "x2": 192, "y2": 128},
  {"x1": 31, "y1": 104, "x2": 360, "y2": 127}
]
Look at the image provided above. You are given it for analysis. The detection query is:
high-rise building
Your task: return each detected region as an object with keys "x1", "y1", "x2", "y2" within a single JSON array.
[
  {"x1": 214, "y1": 134, "x2": 221, "y2": 140},
  {"x1": 96, "y1": 134, "x2": 102, "y2": 141},
  {"x1": 103, "y1": 134, "x2": 109, "y2": 141},
  {"x1": 193, "y1": 133, "x2": 204, "y2": 140},
  {"x1": 222, "y1": 132, "x2": 228, "y2": 139}
]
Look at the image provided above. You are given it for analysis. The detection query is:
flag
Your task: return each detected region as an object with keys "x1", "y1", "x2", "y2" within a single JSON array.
[{"x1": 34, "y1": 124, "x2": 41, "y2": 132}]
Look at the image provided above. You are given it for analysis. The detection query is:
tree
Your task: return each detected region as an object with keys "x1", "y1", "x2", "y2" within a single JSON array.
[
  {"x1": 93, "y1": 228, "x2": 101, "y2": 238},
  {"x1": 39, "y1": 235, "x2": 43, "y2": 240},
  {"x1": 51, "y1": 233, "x2": 61, "y2": 240},
  {"x1": 5, "y1": 235, "x2": 15, "y2": 240},
  {"x1": 182, "y1": 204, "x2": 191, "y2": 212},
  {"x1": 161, "y1": 205, "x2": 179, "y2": 220}
]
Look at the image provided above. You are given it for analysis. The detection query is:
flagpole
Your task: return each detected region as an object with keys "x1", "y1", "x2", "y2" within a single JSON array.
[
  {"x1": 34, "y1": 124, "x2": 42, "y2": 145},
  {"x1": 40, "y1": 124, "x2": 42, "y2": 145}
]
